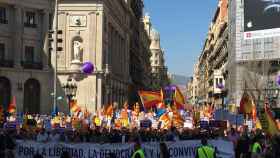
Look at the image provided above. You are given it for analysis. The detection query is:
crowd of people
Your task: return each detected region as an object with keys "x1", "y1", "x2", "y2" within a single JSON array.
[
  {"x1": 0, "y1": 122, "x2": 280, "y2": 158},
  {"x1": 0, "y1": 100, "x2": 279, "y2": 158}
]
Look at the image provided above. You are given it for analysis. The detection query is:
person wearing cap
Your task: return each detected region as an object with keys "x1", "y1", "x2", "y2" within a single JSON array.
[
  {"x1": 195, "y1": 137, "x2": 216, "y2": 158},
  {"x1": 131, "y1": 140, "x2": 145, "y2": 158}
]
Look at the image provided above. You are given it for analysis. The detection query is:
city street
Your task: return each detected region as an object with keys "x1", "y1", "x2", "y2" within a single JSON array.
[{"x1": 0, "y1": 0, "x2": 280, "y2": 158}]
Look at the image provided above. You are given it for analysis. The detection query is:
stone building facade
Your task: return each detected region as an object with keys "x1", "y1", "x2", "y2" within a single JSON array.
[
  {"x1": 0, "y1": 0, "x2": 53, "y2": 113},
  {"x1": 56, "y1": 0, "x2": 131, "y2": 112},
  {"x1": 194, "y1": 0, "x2": 228, "y2": 106},
  {"x1": 125, "y1": 0, "x2": 154, "y2": 104},
  {"x1": 0, "y1": 0, "x2": 154, "y2": 113},
  {"x1": 143, "y1": 15, "x2": 169, "y2": 90}
]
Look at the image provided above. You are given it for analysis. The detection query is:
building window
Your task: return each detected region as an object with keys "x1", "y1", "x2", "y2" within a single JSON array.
[
  {"x1": 24, "y1": 12, "x2": 36, "y2": 28},
  {"x1": 264, "y1": 38, "x2": 273, "y2": 44},
  {"x1": 25, "y1": 46, "x2": 34, "y2": 63},
  {"x1": 253, "y1": 39, "x2": 262, "y2": 50},
  {"x1": 219, "y1": 78, "x2": 223, "y2": 84},
  {"x1": 0, "y1": 7, "x2": 7, "y2": 24},
  {"x1": 0, "y1": 43, "x2": 5, "y2": 60}
]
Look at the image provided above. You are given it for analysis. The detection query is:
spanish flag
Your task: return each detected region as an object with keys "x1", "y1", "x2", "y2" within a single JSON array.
[
  {"x1": 239, "y1": 92, "x2": 254, "y2": 114},
  {"x1": 70, "y1": 100, "x2": 81, "y2": 114},
  {"x1": 138, "y1": 91, "x2": 162, "y2": 109},
  {"x1": 7, "y1": 96, "x2": 16, "y2": 114},
  {"x1": 174, "y1": 86, "x2": 185, "y2": 109},
  {"x1": 262, "y1": 104, "x2": 279, "y2": 136}
]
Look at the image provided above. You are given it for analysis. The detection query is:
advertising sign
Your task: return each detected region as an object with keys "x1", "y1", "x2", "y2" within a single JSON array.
[{"x1": 244, "y1": 0, "x2": 280, "y2": 39}]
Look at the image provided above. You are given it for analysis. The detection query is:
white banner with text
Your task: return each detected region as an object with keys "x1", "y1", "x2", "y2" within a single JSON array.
[{"x1": 15, "y1": 139, "x2": 234, "y2": 158}]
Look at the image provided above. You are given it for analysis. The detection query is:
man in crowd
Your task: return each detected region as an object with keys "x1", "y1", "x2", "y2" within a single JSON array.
[
  {"x1": 195, "y1": 137, "x2": 216, "y2": 158},
  {"x1": 131, "y1": 140, "x2": 145, "y2": 158}
]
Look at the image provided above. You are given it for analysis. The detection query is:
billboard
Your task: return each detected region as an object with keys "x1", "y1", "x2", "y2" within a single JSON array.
[{"x1": 244, "y1": 0, "x2": 280, "y2": 39}]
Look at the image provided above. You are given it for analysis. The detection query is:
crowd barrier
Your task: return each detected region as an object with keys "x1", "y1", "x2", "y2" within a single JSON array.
[{"x1": 15, "y1": 139, "x2": 234, "y2": 158}]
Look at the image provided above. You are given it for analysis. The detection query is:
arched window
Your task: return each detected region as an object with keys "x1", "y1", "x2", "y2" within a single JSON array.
[
  {"x1": 24, "y1": 78, "x2": 40, "y2": 113},
  {"x1": 0, "y1": 77, "x2": 11, "y2": 110}
]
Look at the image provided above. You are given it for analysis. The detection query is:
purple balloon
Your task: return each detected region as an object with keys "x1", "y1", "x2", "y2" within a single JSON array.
[
  {"x1": 81, "y1": 62, "x2": 94, "y2": 74},
  {"x1": 171, "y1": 85, "x2": 177, "y2": 91},
  {"x1": 164, "y1": 86, "x2": 170, "y2": 91},
  {"x1": 277, "y1": 75, "x2": 280, "y2": 86},
  {"x1": 217, "y1": 83, "x2": 224, "y2": 89}
]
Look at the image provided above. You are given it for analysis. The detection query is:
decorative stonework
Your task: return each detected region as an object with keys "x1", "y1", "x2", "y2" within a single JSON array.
[{"x1": 70, "y1": 15, "x2": 87, "y2": 27}]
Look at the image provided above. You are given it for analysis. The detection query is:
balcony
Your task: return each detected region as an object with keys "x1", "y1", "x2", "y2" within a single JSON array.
[
  {"x1": 0, "y1": 59, "x2": 14, "y2": 68},
  {"x1": 21, "y1": 61, "x2": 43, "y2": 70},
  {"x1": 0, "y1": 19, "x2": 8, "y2": 24},
  {"x1": 24, "y1": 23, "x2": 37, "y2": 28}
]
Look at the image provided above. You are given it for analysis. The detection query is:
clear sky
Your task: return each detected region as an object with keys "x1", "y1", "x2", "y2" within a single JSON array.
[{"x1": 144, "y1": 1, "x2": 218, "y2": 77}]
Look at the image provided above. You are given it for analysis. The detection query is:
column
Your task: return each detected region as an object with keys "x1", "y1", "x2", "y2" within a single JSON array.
[
  {"x1": 97, "y1": 77, "x2": 103, "y2": 110},
  {"x1": 43, "y1": 9, "x2": 50, "y2": 70},
  {"x1": 14, "y1": 6, "x2": 23, "y2": 68}
]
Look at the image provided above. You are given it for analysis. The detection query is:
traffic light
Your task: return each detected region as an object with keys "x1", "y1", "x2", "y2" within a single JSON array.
[{"x1": 48, "y1": 30, "x2": 63, "y2": 52}]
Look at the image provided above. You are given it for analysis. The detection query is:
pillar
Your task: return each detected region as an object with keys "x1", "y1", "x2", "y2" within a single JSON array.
[
  {"x1": 13, "y1": 6, "x2": 22, "y2": 68},
  {"x1": 43, "y1": 9, "x2": 50, "y2": 70}
]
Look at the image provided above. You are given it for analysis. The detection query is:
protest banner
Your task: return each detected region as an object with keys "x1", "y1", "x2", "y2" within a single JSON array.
[{"x1": 15, "y1": 140, "x2": 234, "y2": 158}]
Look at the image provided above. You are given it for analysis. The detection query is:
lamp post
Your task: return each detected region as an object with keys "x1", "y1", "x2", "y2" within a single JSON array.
[{"x1": 62, "y1": 78, "x2": 77, "y2": 113}]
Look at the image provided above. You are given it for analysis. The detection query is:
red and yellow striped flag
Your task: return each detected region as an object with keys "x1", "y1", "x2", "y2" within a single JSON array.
[
  {"x1": 138, "y1": 91, "x2": 162, "y2": 109},
  {"x1": 174, "y1": 86, "x2": 185, "y2": 109},
  {"x1": 70, "y1": 100, "x2": 81, "y2": 114},
  {"x1": 159, "y1": 112, "x2": 171, "y2": 129},
  {"x1": 172, "y1": 109, "x2": 184, "y2": 128},
  {"x1": 8, "y1": 96, "x2": 16, "y2": 114},
  {"x1": 103, "y1": 104, "x2": 113, "y2": 117},
  {"x1": 239, "y1": 92, "x2": 254, "y2": 114}
]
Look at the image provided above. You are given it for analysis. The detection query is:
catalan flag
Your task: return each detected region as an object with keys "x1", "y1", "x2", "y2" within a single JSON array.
[
  {"x1": 174, "y1": 86, "x2": 185, "y2": 109},
  {"x1": 138, "y1": 91, "x2": 162, "y2": 109},
  {"x1": 239, "y1": 92, "x2": 254, "y2": 114},
  {"x1": 70, "y1": 100, "x2": 81, "y2": 114},
  {"x1": 8, "y1": 96, "x2": 16, "y2": 114},
  {"x1": 159, "y1": 112, "x2": 171, "y2": 129}
]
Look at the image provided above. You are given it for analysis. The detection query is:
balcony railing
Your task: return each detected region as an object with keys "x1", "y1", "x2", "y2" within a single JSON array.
[
  {"x1": 24, "y1": 23, "x2": 37, "y2": 28},
  {"x1": 21, "y1": 61, "x2": 43, "y2": 70},
  {"x1": 0, "y1": 18, "x2": 8, "y2": 24},
  {"x1": 0, "y1": 59, "x2": 14, "y2": 68}
]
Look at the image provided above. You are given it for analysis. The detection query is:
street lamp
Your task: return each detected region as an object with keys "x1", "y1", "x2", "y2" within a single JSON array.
[{"x1": 62, "y1": 78, "x2": 77, "y2": 113}]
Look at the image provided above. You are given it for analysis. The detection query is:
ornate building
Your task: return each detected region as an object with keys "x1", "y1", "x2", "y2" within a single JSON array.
[
  {"x1": 143, "y1": 14, "x2": 169, "y2": 90},
  {"x1": 194, "y1": 0, "x2": 228, "y2": 106},
  {"x1": 56, "y1": 0, "x2": 131, "y2": 112},
  {"x1": 0, "y1": 0, "x2": 154, "y2": 113},
  {"x1": 127, "y1": 0, "x2": 154, "y2": 104},
  {"x1": 0, "y1": 0, "x2": 53, "y2": 113}
]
